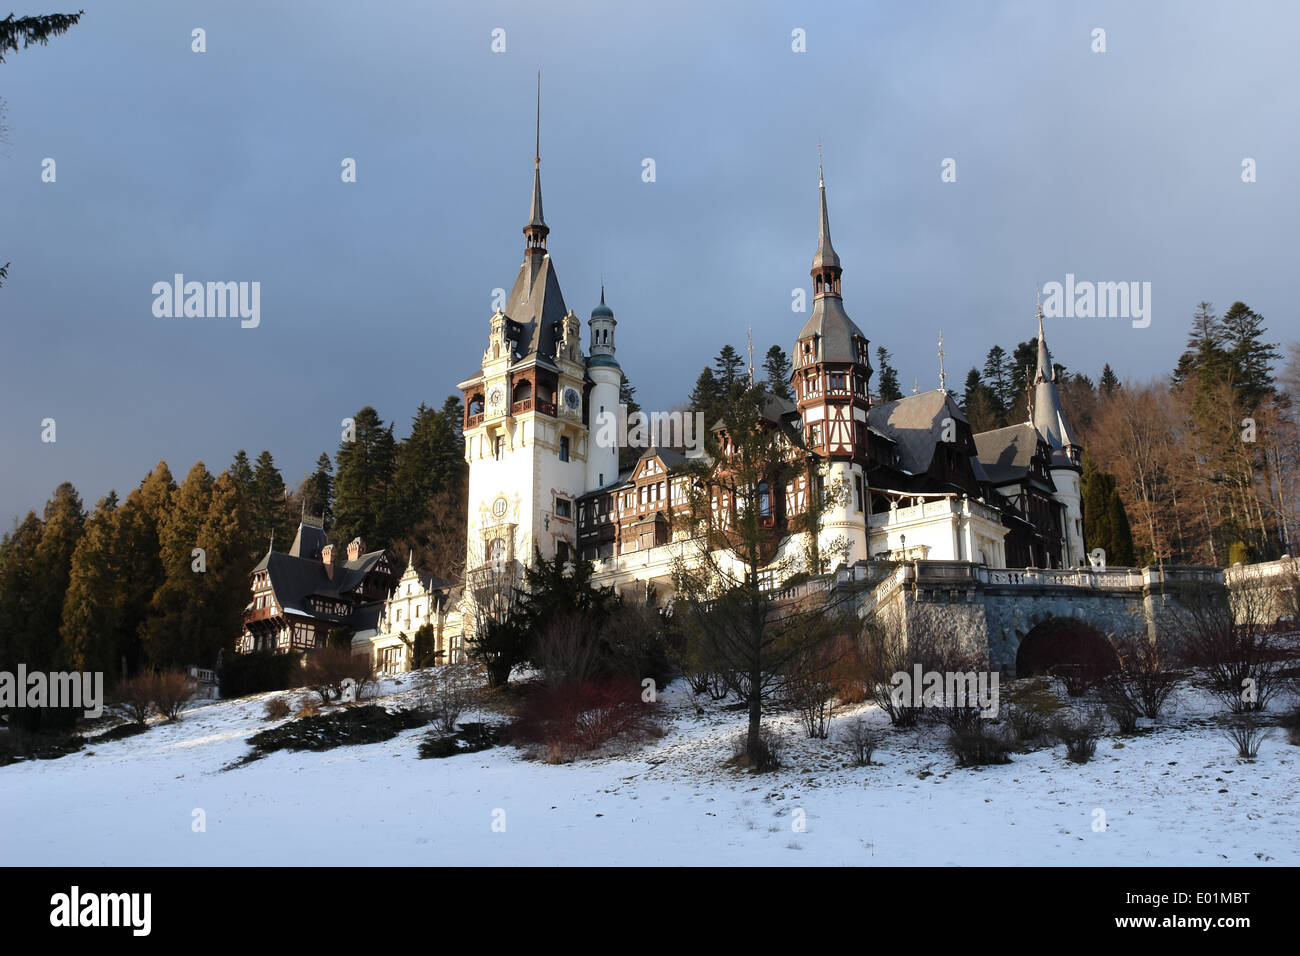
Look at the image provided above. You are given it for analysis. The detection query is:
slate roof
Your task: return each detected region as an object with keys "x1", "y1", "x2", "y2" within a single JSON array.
[
  {"x1": 253, "y1": 547, "x2": 390, "y2": 618},
  {"x1": 288, "y1": 521, "x2": 327, "y2": 560},
  {"x1": 867, "y1": 389, "x2": 968, "y2": 474},
  {"x1": 973, "y1": 422, "x2": 1046, "y2": 486},
  {"x1": 502, "y1": 253, "x2": 567, "y2": 362},
  {"x1": 797, "y1": 287, "x2": 867, "y2": 365}
]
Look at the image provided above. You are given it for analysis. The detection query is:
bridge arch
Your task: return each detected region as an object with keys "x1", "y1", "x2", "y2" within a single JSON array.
[{"x1": 1014, "y1": 616, "x2": 1120, "y2": 678}]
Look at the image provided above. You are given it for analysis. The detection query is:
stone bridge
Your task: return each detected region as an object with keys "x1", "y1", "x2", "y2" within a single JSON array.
[{"x1": 855, "y1": 560, "x2": 1225, "y2": 676}]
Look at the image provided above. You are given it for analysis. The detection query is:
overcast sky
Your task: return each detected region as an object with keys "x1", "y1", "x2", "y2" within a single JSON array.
[{"x1": 3, "y1": 0, "x2": 1298, "y2": 526}]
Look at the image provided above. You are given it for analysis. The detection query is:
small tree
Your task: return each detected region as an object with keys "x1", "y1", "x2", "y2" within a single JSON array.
[
  {"x1": 672, "y1": 385, "x2": 858, "y2": 768},
  {"x1": 153, "y1": 670, "x2": 196, "y2": 721}
]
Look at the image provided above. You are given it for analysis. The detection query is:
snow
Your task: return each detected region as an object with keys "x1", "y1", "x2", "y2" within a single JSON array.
[{"x1": 2, "y1": 676, "x2": 1296, "y2": 866}]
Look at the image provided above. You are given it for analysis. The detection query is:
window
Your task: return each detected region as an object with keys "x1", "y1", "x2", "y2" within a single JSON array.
[
  {"x1": 559, "y1": 436, "x2": 570, "y2": 461},
  {"x1": 758, "y1": 481, "x2": 771, "y2": 517},
  {"x1": 854, "y1": 474, "x2": 864, "y2": 512},
  {"x1": 557, "y1": 541, "x2": 570, "y2": 562},
  {"x1": 493, "y1": 436, "x2": 504, "y2": 460},
  {"x1": 555, "y1": 498, "x2": 572, "y2": 518},
  {"x1": 806, "y1": 422, "x2": 822, "y2": 446}
]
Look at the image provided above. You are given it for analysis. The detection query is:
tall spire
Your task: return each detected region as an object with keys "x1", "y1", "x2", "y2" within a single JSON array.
[
  {"x1": 524, "y1": 71, "x2": 548, "y2": 255},
  {"x1": 938, "y1": 331, "x2": 947, "y2": 392},
  {"x1": 1034, "y1": 286, "x2": 1053, "y2": 384},
  {"x1": 811, "y1": 140, "x2": 842, "y2": 297}
]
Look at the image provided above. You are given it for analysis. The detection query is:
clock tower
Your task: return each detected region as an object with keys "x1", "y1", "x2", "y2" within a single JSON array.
[{"x1": 457, "y1": 91, "x2": 594, "y2": 577}]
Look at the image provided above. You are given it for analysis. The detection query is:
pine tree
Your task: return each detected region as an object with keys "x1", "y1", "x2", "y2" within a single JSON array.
[
  {"x1": 28, "y1": 482, "x2": 85, "y2": 669},
  {"x1": 195, "y1": 471, "x2": 253, "y2": 666},
  {"x1": 334, "y1": 406, "x2": 396, "y2": 548},
  {"x1": 876, "y1": 347, "x2": 902, "y2": 402},
  {"x1": 303, "y1": 452, "x2": 334, "y2": 526},
  {"x1": 61, "y1": 494, "x2": 125, "y2": 677},
  {"x1": 714, "y1": 345, "x2": 745, "y2": 392},
  {"x1": 982, "y1": 346, "x2": 1011, "y2": 418},
  {"x1": 763, "y1": 345, "x2": 794, "y2": 402},
  {"x1": 250, "y1": 450, "x2": 288, "y2": 553},
  {"x1": 0, "y1": 512, "x2": 45, "y2": 670},
  {"x1": 146, "y1": 462, "x2": 213, "y2": 667},
  {"x1": 0, "y1": 12, "x2": 84, "y2": 63},
  {"x1": 1099, "y1": 364, "x2": 1121, "y2": 396},
  {"x1": 689, "y1": 366, "x2": 724, "y2": 430},
  {"x1": 1219, "y1": 301, "x2": 1280, "y2": 409}
]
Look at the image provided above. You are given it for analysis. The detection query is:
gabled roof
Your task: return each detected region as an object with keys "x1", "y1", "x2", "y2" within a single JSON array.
[
  {"x1": 867, "y1": 389, "x2": 968, "y2": 474},
  {"x1": 973, "y1": 422, "x2": 1050, "y2": 486},
  {"x1": 257, "y1": 549, "x2": 390, "y2": 617}
]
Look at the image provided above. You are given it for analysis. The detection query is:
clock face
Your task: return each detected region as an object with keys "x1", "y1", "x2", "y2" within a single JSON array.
[
  {"x1": 488, "y1": 388, "x2": 504, "y2": 408},
  {"x1": 492, "y1": 496, "x2": 508, "y2": 518},
  {"x1": 564, "y1": 387, "x2": 580, "y2": 410}
]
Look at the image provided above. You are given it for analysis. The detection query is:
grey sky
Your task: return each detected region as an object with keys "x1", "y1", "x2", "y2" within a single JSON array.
[{"x1": 3, "y1": 0, "x2": 1297, "y2": 525}]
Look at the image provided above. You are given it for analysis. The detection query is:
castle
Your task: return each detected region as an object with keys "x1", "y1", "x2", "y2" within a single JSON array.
[
  {"x1": 452, "y1": 134, "x2": 1087, "y2": 620},
  {"x1": 240, "y1": 118, "x2": 1093, "y2": 674}
]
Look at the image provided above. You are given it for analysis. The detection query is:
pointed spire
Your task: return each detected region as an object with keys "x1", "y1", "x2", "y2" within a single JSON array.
[
  {"x1": 524, "y1": 71, "x2": 549, "y2": 255},
  {"x1": 1035, "y1": 287, "x2": 1054, "y2": 384},
  {"x1": 812, "y1": 140, "x2": 842, "y2": 288}
]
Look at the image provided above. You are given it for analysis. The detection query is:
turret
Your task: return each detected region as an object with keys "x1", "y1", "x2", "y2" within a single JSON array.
[{"x1": 586, "y1": 287, "x2": 622, "y2": 491}]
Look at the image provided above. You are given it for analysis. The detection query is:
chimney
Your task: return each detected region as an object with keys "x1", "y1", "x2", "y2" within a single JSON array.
[
  {"x1": 321, "y1": 543, "x2": 337, "y2": 580},
  {"x1": 347, "y1": 537, "x2": 365, "y2": 561}
]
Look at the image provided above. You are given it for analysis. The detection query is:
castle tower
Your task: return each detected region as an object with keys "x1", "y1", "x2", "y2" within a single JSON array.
[
  {"x1": 1031, "y1": 301, "x2": 1086, "y2": 566},
  {"x1": 586, "y1": 286, "x2": 621, "y2": 491},
  {"x1": 457, "y1": 81, "x2": 590, "y2": 574},
  {"x1": 791, "y1": 150, "x2": 872, "y2": 565}
]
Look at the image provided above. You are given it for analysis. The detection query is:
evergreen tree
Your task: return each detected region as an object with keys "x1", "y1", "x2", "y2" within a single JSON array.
[
  {"x1": 689, "y1": 366, "x2": 724, "y2": 430},
  {"x1": 195, "y1": 470, "x2": 253, "y2": 666},
  {"x1": 333, "y1": 406, "x2": 396, "y2": 548},
  {"x1": 714, "y1": 345, "x2": 745, "y2": 392},
  {"x1": 391, "y1": 399, "x2": 464, "y2": 540},
  {"x1": 1219, "y1": 301, "x2": 1280, "y2": 409},
  {"x1": 250, "y1": 450, "x2": 288, "y2": 552},
  {"x1": 982, "y1": 346, "x2": 1012, "y2": 418},
  {"x1": 60, "y1": 493, "x2": 125, "y2": 677},
  {"x1": 0, "y1": 512, "x2": 45, "y2": 670},
  {"x1": 1099, "y1": 364, "x2": 1121, "y2": 396},
  {"x1": 145, "y1": 462, "x2": 213, "y2": 667},
  {"x1": 229, "y1": 450, "x2": 254, "y2": 497},
  {"x1": 875, "y1": 347, "x2": 902, "y2": 402},
  {"x1": 619, "y1": 377, "x2": 641, "y2": 416},
  {"x1": 1080, "y1": 456, "x2": 1135, "y2": 566},
  {"x1": 763, "y1": 345, "x2": 795, "y2": 402},
  {"x1": 0, "y1": 11, "x2": 84, "y2": 63},
  {"x1": 303, "y1": 452, "x2": 334, "y2": 526},
  {"x1": 28, "y1": 482, "x2": 85, "y2": 669}
]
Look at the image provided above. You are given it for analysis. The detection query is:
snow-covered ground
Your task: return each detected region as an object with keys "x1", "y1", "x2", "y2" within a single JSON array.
[{"x1": 2, "y1": 676, "x2": 1296, "y2": 866}]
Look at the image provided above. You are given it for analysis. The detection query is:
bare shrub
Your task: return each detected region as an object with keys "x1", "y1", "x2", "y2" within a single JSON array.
[
  {"x1": 508, "y1": 676, "x2": 660, "y2": 761},
  {"x1": 1223, "y1": 714, "x2": 1271, "y2": 759},
  {"x1": 1002, "y1": 678, "x2": 1063, "y2": 744},
  {"x1": 1283, "y1": 706, "x2": 1300, "y2": 747},
  {"x1": 1097, "y1": 677, "x2": 1141, "y2": 734},
  {"x1": 949, "y1": 721, "x2": 1013, "y2": 766},
  {"x1": 1051, "y1": 664, "x2": 1095, "y2": 698},
  {"x1": 115, "y1": 672, "x2": 156, "y2": 725},
  {"x1": 729, "y1": 727, "x2": 784, "y2": 773},
  {"x1": 862, "y1": 615, "x2": 981, "y2": 728},
  {"x1": 840, "y1": 716, "x2": 878, "y2": 766},
  {"x1": 421, "y1": 663, "x2": 483, "y2": 734},
  {"x1": 1052, "y1": 712, "x2": 1103, "y2": 763},
  {"x1": 534, "y1": 613, "x2": 604, "y2": 687},
  {"x1": 1174, "y1": 581, "x2": 1289, "y2": 713},
  {"x1": 264, "y1": 696, "x2": 291, "y2": 720},
  {"x1": 782, "y1": 633, "x2": 853, "y2": 739},
  {"x1": 153, "y1": 670, "x2": 196, "y2": 721},
  {"x1": 303, "y1": 647, "x2": 373, "y2": 705}
]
